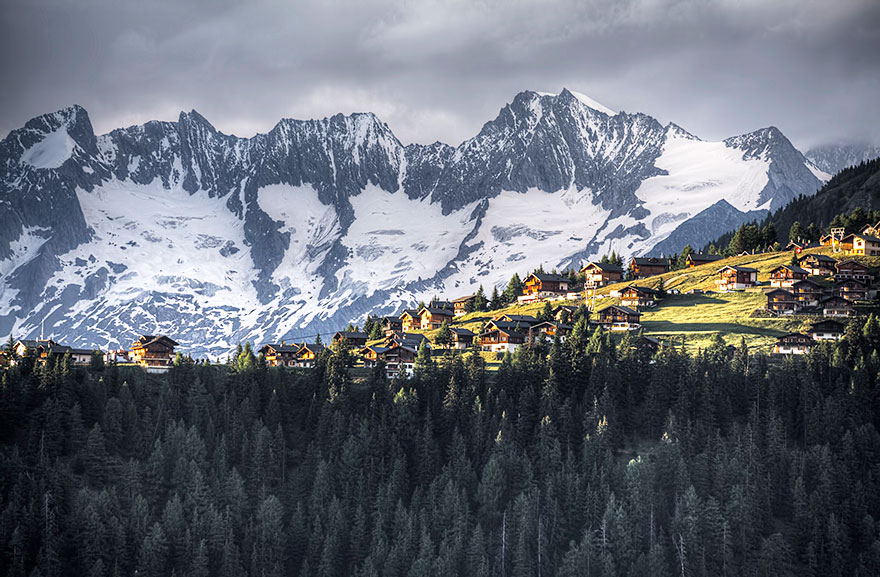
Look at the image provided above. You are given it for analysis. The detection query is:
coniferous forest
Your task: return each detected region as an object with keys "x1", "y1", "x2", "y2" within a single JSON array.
[{"x1": 3, "y1": 317, "x2": 880, "y2": 577}]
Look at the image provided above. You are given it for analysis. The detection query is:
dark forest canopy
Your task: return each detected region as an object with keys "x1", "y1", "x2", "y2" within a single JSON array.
[{"x1": 3, "y1": 316, "x2": 880, "y2": 577}]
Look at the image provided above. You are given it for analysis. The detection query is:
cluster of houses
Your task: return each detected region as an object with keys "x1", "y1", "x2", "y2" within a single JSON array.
[
  {"x1": 771, "y1": 319, "x2": 848, "y2": 356},
  {"x1": 762, "y1": 257, "x2": 873, "y2": 317},
  {"x1": 7, "y1": 334, "x2": 180, "y2": 374}
]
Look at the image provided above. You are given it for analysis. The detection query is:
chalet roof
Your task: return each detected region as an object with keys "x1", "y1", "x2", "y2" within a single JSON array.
[
  {"x1": 69, "y1": 348, "x2": 96, "y2": 355},
  {"x1": 497, "y1": 314, "x2": 538, "y2": 323},
  {"x1": 526, "y1": 272, "x2": 570, "y2": 283},
  {"x1": 419, "y1": 306, "x2": 454, "y2": 316},
  {"x1": 770, "y1": 265, "x2": 809, "y2": 275},
  {"x1": 631, "y1": 257, "x2": 670, "y2": 266},
  {"x1": 765, "y1": 288, "x2": 795, "y2": 296},
  {"x1": 777, "y1": 332, "x2": 814, "y2": 343},
  {"x1": 820, "y1": 295, "x2": 852, "y2": 306},
  {"x1": 399, "y1": 309, "x2": 420, "y2": 319},
  {"x1": 333, "y1": 331, "x2": 369, "y2": 341},
  {"x1": 449, "y1": 327, "x2": 475, "y2": 337},
  {"x1": 717, "y1": 265, "x2": 758, "y2": 273},
  {"x1": 429, "y1": 300, "x2": 454, "y2": 309},
  {"x1": 486, "y1": 320, "x2": 526, "y2": 331},
  {"x1": 846, "y1": 233, "x2": 880, "y2": 243},
  {"x1": 687, "y1": 253, "x2": 723, "y2": 263},
  {"x1": 809, "y1": 319, "x2": 845, "y2": 333},
  {"x1": 298, "y1": 343, "x2": 326, "y2": 355},
  {"x1": 598, "y1": 305, "x2": 640, "y2": 316},
  {"x1": 800, "y1": 254, "x2": 837, "y2": 263},
  {"x1": 552, "y1": 305, "x2": 578, "y2": 313},
  {"x1": 582, "y1": 262, "x2": 624, "y2": 273},
  {"x1": 381, "y1": 316, "x2": 402, "y2": 323},
  {"x1": 361, "y1": 345, "x2": 389, "y2": 354},
  {"x1": 387, "y1": 332, "x2": 429, "y2": 346},
  {"x1": 132, "y1": 335, "x2": 179, "y2": 348},
  {"x1": 260, "y1": 344, "x2": 301, "y2": 354},
  {"x1": 530, "y1": 321, "x2": 574, "y2": 331},
  {"x1": 622, "y1": 285, "x2": 660, "y2": 295},
  {"x1": 835, "y1": 278, "x2": 868, "y2": 287},
  {"x1": 480, "y1": 327, "x2": 525, "y2": 339},
  {"x1": 836, "y1": 259, "x2": 869, "y2": 269},
  {"x1": 791, "y1": 278, "x2": 831, "y2": 290},
  {"x1": 450, "y1": 294, "x2": 476, "y2": 303}
]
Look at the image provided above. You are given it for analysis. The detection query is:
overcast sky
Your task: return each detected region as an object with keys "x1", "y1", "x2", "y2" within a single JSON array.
[{"x1": 1, "y1": 0, "x2": 879, "y2": 150}]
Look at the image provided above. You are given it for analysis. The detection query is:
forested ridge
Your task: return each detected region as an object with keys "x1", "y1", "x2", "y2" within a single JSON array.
[{"x1": 3, "y1": 317, "x2": 880, "y2": 577}]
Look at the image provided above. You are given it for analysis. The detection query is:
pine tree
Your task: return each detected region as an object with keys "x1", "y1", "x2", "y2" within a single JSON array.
[
  {"x1": 473, "y1": 285, "x2": 487, "y2": 311},
  {"x1": 435, "y1": 322, "x2": 453, "y2": 348}
]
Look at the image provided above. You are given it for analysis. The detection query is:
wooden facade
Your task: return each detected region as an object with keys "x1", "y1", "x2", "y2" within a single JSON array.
[
  {"x1": 808, "y1": 319, "x2": 845, "y2": 341},
  {"x1": 479, "y1": 328, "x2": 525, "y2": 353},
  {"x1": 259, "y1": 344, "x2": 301, "y2": 367},
  {"x1": 594, "y1": 305, "x2": 641, "y2": 331},
  {"x1": 769, "y1": 265, "x2": 809, "y2": 287},
  {"x1": 766, "y1": 288, "x2": 799, "y2": 314},
  {"x1": 399, "y1": 309, "x2": 421, "y2": 333},
  {"x1": 619, "y1": 285, "x2": 660, "y2": 309},
  {"x1": 790, "y1": 279, "x2": 827, "y2": 306},
  {"x1": 528, "y1": 321, "x2": 573, "y2": 343},
  {"x1": 845, "y1": 233, "x2": 880, "y2": 256},
  {"x1": 130, "y1": 335, "x2": 178, "y2": 371},
  {"x1": 419, "y1": 306, "x2": 454, "y2": 330},
  {"x1": 821, "y1": 296, "x2": 855, "y2": 317},
  {"x1": 449, "y1": 328, "x2": 475, "y2": 349},
  {"x1": 798, "y1": 254, "x2": 837, "y2": 276},
  {"x1": 580, "y1": 262, "x2": 623, "y2": 289},
  {"x1": 522, "y1": 273, "x2": 570, "y2": 296},
  {"x1": 715, "y1": 266, "x2": 758, "y2": 291},
  {"x1": 686, "y1": 254, "x2": 722, "y2": 268},
  {"x1": 772, "y1": 333, "x2": 814, "y2": 355},
  {"x1": 332, "y1": 331, "x2": 369, "y2": 348},
  {"x1": 382, "y1": 316, "x2": 403, "y2": 333},
  {"x1": 630, "y1": 257, "x2": 670, "y2": 279},
  {"x1": 296, "y1": 343, "x2": 326, "y2": 367},
  {"x1": 835, "y1": 279, "x2": 869, "y2": 301},
  {"x1": 451, "y1": 294, "x2": 477, "y2": 316},
  {"x1": 835, "y1": 260, "x2": 871, "y2": 282}
]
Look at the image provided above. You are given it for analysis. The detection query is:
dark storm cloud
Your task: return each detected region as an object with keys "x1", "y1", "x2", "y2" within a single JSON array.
[{"x1": 1, "y1": 0, "x2": 878, "y2": 149}]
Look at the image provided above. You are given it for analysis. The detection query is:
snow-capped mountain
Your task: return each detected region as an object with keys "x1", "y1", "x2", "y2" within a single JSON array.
[
  {"x1": 806, "y1": 142, "x2": 880, "y2": 175},
  {"x1": 0, "y1": 90, "x2": 826, "y2": 356}
]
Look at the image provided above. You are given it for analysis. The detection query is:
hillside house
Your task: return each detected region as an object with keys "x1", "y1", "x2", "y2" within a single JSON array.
[
  {"x1": 385, "y1": 332, "x2": 430, "y2": 350},
  {"x1": 835, "y1": 260, "x2": 872, "y2": 282},
  {"x1": 449, "y1": 327, "x2": 475, "y2": 349},
  {"x1": 522, "y1": 273, "x2": 570, "y2": 300},
  {"x1": 360, "y1": 344, "x2": 389, "y2": 366},
  {"x1": 772, "y1": 333, "x2": 815, "y2": 355},
  {"x1": 769, "y1": 265, "x2": 809, "y2": 287},
  {"x1": 382, "y1": 316, "x2": 403, "y2": 333},
  {"x1": 594, "y1": 305, "x2": 642, "y2": 331},
  {"x1": 419, "y1": 306, "x2": 454, "y2": 330},
  {"x1": 715, "y1": 266, "x2": 758, "y2": 291},
  {"x1": 528, "y1": 321, "x2": 573, "y2": 343},
  {"x1": 630, "y1": 257, "x2": 670, "y2": 278},
  {"x1": 332, "y1": 331, "x2": 369, "y2": 348},
  {"x1": 844, "y1": 233, "x2": 880, "y2": 256},
  {"x1": 619, "y1": 285, "x2": 661, "y2": 308},
  {"x1": 130, "y1": 335, "x2": 178, "y2": 372},
  {"x1": 786, "y1": 241, "x2": 821, "y2": 253},
  {"x1": 493, "y1": 313, "x2": 538, "y2": 326},
  {"x1": 581, "y1": 262, "x2": 623, "y2": 291},
  {"x1": 399, "y1": 309, "x2": 421, "y2": 332},
  {"x1": 821, "y1": 296, "x2": 855, "y2": 318},
  {"x1": 790, "y1": 279, "x2": 828, "y2": 307},
  {"x1": 686, "y1": 253, "x2": 723, "y2": 268},
  {"x1": 451, "y1": 294, "x2": 477, "y2": 316},
  {"x1": 835, "y1": 279, "x2": 869, "y2": 301},
  {"x1": 808, "y1": 319, "x2": 845, "y2": 341},
  {"x1": 479, "y1": 327, "x2": 525, "y2": 353},
  {"x1": 798, "y1": 254, "x2": 837, "y2": 276},
  {"x1": 259, "y1": 344, "x2": 301, "y2": 367},
  {"x1": 295, "y1": 343, "x2": 326, "y2": 367},
  {"x1": 766, "y1": 288, "x2": 799, "y2": 314}
]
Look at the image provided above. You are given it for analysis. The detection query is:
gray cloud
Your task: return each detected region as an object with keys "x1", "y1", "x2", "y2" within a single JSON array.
[{"x1": 1, "y1": 0, "x2": 878, "y2": 150}]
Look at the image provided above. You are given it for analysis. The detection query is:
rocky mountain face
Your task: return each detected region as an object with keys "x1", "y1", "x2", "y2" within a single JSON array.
[
  {"x1": 0, "y1": 90, "x2": 826, "y2": 356},
  {"x1": 806, "y1": 143, "x2": 880, "y2": 176}
]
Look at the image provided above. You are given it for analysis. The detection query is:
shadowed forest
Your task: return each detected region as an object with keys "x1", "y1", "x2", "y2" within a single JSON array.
[{"x1": 2, "y1": 316, "x2": 880, "y2": 577}]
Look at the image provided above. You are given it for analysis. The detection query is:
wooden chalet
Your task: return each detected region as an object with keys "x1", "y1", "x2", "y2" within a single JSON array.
[
  {"x1": 766, "y1": 288, "x2": 798, "y2": 314},
  {"x1": 385, "y1": 332, "x2": 430, "y2": 350},
  {"x1": 581, "y1": 262, "x2": 623, "y2": 291},
  {"x1": 528, "y1": 321, "x2": 573, "y2": 343},
  {"x1": 768, "y1": 265, "x2": 809, "y2": 287},
  {"x1": 449, "y1": 327, "x2": 475, "y2": 349},
  {"x1": 479, "y1": 327, "x2": 526, "y2": 353},
  {"x1": 821, "y1": 296, "x2": 856, "y2": 318},
  {"x1": 451, "y1": 294, "x2": 477, "y2": 316},
  {"x1": 332, "y1": 331, "x2": 369, "y2": 348},
  {"x1": 259, "y1": 344, "x2": 301, "y2": 367},
  {"x1": 835, "y1": 260, "x2": 872, "y2": 282},
  {"x1": 835, "y1": 279, "x2": 869, "y2": 301},
  {"x1": 786, "y1": 241, "x2": 820, "y2": 253},
  {"x1": 686, "y1": 253, "x2": 722, "y2": 268},
  {"x1": 430, "y1": 299, "x2": 455, "y2": 310},
  {"x1": 382, "y1": 344, "x2": 419, "y2": 378},
  {"x1": 790, "y1": 279, "x2": 828, "y2": 306},
  {"x1": 360, "y1": 345, "x2": 389, "y2": 366},
  {"x1": 772, "y1": 333, "x2": 814, "y2": 355},
  {"x1": 844, "y1": 233, "x2": 880, "y2": 256},
  {"x1": 522, "y1": 273, "x2": 570, "y2": 298},
  {"x1": 715, "y1": 266, "x2": 758, "y2": 291},
  {"x1": 808, "y1": 319, "x2": 846, "y2": 341},
  {"x1": 619, "y1": 285, "x2": 660, "y2": 309},
  {"x1": 630, "y1": 256, "x2": 670, "y2": 279},
  {"x1": 295, "y1": 343, "x2": 326, "y2": 368},
  {"x1": 798, "y1": 254, "x2": 837, "y2": 276},
  {"x1": 419, "y1": 306, "x2": 454, "y2": 330},
  {"x1": 12, "y1": 339, "x2": 94, "y2": 366},
  {"x1": 381, "y1": 316, "x2": 403, "y2": 333},
  {"x1": 594, "y1": 305, "x2": 641, "y2": 331},
  {"x1": 399, "y1": 309, "x2": 421, "y2": 332},
  {"x1": 130, "y1": 335, "x2": 178, "y2": 372}
]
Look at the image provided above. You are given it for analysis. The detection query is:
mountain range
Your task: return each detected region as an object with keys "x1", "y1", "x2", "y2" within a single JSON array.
[{"x1": 0, "y1": 89, "x2": 833, "y2": 356}]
